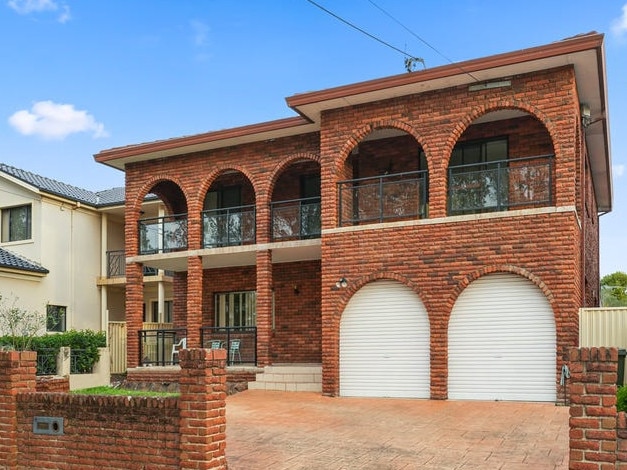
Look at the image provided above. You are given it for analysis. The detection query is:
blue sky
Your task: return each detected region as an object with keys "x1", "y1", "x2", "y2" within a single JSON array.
[{"x1": 0, "y1": 0, "x2": 625, "y2": 276}]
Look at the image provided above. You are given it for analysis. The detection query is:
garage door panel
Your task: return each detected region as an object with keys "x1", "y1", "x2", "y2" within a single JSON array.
[
  {"x1": 448, "y1": 273, "x2": 556, "y2": 402},
  {"x1": 340, "y1": 280, "x2": 430, "y2": 398}
]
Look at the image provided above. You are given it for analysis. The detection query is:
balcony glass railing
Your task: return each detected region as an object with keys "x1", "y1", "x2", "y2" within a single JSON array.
[
  {"x1": 138, "y1": 214, "x2": 188, "y2": 255},
  {"x1": 338, "y1": 170, "x2": 428, "y2": 226},
  {"x1": 447, "y1": 154, "x2": 554, "y2": 215},
  {"x1": 271, "y1": 197, "x2": 321, "y2": 241},
  {"x1": 202, "y1": 205, "x2": 256, "y2": 248}
]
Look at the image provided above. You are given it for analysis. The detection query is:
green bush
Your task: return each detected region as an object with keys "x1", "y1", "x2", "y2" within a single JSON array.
[
  {"x1": 617, "y1": 386, "x2": 627, "y2": 412},
  {"x1": 0, "y1": 330, "x2": 106, "y2": 374}
]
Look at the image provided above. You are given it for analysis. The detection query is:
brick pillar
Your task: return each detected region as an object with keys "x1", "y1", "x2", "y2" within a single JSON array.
[
  {"x1": 0, "y1": 351, "x2": 37, "y2": 467},
  {"x1": 256, "y1": 249, "x2": 273, "y2": 366},
  {"x1": 568, "y1": 347, "x2": 618, "y2": 468},
  {"x1": 186, "y1": 256, "x2": 203, "y2": 348},
  {"x1": 178, "y1": 348, "x2": 227, "y2": 470},
  {"x1": 126, "y1": 261, "x2": 144, "y2": 368}
]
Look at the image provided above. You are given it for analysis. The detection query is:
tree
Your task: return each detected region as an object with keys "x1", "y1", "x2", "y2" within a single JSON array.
[
  {"x1": 600, "y1": 271, "x2": 627, "y2": 307},
  {"x1": 0, "y1": 293, "x2": 45, "y2": 350}
]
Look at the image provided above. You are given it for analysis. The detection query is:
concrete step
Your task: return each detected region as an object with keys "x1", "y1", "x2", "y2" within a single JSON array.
[{"x1": 247, "y1": 364, "x2": 322, "y2": 392}]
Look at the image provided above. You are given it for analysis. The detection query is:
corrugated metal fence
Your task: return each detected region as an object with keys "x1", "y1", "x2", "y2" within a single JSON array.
[{"x1": 579, "y1": 308, "x2": 627, "y2": 348}]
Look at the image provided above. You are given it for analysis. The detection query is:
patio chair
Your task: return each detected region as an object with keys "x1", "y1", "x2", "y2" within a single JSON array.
[
  {"x1": 171, "y1": 337, "x2": 187, "y2": 363},
  {"x1": 210, "y1": 339, "x2": 223, "y2": 349},
  {"x1": 229, "y1": 339, "x2": 241, "y2": 363}
]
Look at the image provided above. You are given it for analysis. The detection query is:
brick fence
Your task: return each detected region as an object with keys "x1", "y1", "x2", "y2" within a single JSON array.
[
  {"x1": 0, "y1": 348, "x2": 227, "y2": 470},
  {"x1": 568, "y1": 347, "x2": 627, "y2": 469}
]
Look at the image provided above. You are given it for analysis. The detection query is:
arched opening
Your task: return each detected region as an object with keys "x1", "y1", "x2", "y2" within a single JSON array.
[
  {"x1": 338, "y1": 128, "x2": 427, "y2": 227},
  {"x1": 271, "y1": 159, "x2": 321, "y2": 241},
  {"x1": 447, "y1": 110, "x2": 555, "y2": 215},
  {"x1": 202, "y1": 171, "x2": 256, "y2": 248},
  {"x1": 138, "y1": 180, "x2": 188, "y2": 255}
]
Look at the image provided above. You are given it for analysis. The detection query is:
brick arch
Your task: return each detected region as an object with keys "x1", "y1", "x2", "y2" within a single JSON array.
[
  {"x1": 442, "y1": 101, "x2": 560, "y2": 167},
  {"x1": 193, "y1": 165, "x2": 259, "y2": 213},
  {"x1": 129, "y1": 175, "x2": 190, "y2": 217},
  {"x1": 333, "y1": 271, "x2": 427, "y2": 323},
  {"x1": 267, "y1": 152, "x2": 321, "y2": 199},
  {"x1": 337, "y1": 119, "x2": 429, "y2": 172},
  {"x1": 445, "y1": 265, "x2": 557, "y2": 326}
]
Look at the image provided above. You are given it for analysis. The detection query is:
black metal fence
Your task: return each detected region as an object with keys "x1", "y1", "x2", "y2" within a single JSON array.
[
  {"x1": 200, "y1": 326, "x2": 257, "y2": 366},
  {"x1": 138, "y1": 328, "x2": 187, "y2": 366}
]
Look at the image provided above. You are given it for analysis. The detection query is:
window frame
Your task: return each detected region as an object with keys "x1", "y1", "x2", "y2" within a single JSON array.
[
  {"x1": 214, "y1": 291, "x2": 257, "y2": 328},
  {"x1": 46, "y1": 305, "x2": 67, "y2": 332},
  {"x1": 1, "y1": 204, "x2": 32, "y2": 243}
]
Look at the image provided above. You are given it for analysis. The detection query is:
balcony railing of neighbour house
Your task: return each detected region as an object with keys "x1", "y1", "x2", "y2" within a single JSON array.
[
  {"x1": 202, "y1": 204, "x2": 256, "y2": 248},
  {"x1": 338, "y1": 170, "x2": 428, "y2": 226},
  {"x1": 200, "y1": 326, "x2": 257, "y2": 366},
  {"x1": 138, "y1": 326, "x2": 186, "y2": 366},
  {"x1": 138, "y1": 214, "x2": 188, "y2": 255},
  {"x1": 448, "y1": 154, "x2": 554, "y2": 215},
  {"x1": 271, "y1": 197, "x2": 321, "y2": 241},
  {"x1": 106, "y1": 250, "x2": 167, "y2": 277}
]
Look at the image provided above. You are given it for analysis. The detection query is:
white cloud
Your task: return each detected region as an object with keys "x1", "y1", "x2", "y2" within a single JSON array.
[
  {"x1": 614, "y1": 164, "x2": 625, "y2": 178},
  {"x1": 8, "y1": 101, "x2": 108, "y2": 140},
  {"x1": 190, "y1": 20, "x2": 209, "y2": 47},
  {"x1": 7, "y1": 0, "x2": 71, "y2": 23},
  {"x1": 612, "y1": 3, "x2": 627, "y2": 37}
]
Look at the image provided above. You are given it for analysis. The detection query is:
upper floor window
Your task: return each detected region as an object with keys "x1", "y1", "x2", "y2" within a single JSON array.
[
  {"x1": 450, "y1": 138, "x2": 508, "y2": 168},
  {"x1": 46, "y1": 305, "x2": 67, "y2": 332},
  {"x1": 1, "y1": 204, "x2": 32, "y2": 242}
]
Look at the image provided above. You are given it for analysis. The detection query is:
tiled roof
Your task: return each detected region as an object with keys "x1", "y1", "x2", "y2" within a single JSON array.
[
  {"x1": 0, "y1": 248, "x2": 49, "y2": 274},
  {"x1": 0, "y1": 163, "x2": 105, "y2": 206}
]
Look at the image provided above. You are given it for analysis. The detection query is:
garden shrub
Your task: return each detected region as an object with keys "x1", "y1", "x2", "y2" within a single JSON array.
[{"x1": 617, "y1": 386, "x2": 627, "y2": 413}]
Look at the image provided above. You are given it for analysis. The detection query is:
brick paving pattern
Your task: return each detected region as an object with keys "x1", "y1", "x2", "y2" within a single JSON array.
[{"x1": 226, "y1": 390, "x2": 568, "y2": 470}]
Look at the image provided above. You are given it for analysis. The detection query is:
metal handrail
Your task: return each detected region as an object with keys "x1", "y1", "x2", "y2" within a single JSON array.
[
  {"x1": 447, "y1": 154, "x2": 554, "y2": 215},
  {"x1": 338, "y1": 169, "x2": 428, "y2": 226},
  {"x1": 200, "y1": 326, "x2": 257, "y2": 366},
  {"x1": 138, "y1": 213, "x2": 188, "y2": 255},
  {"x1": 202, "y1": 204, "x2": 256, "y2": 248},
  {"x1": 271, "y1": 197, "x2": 321, "y2": 241},
  {"x1": 138, "y1": 328, "x2": 187, "y2": 366}
]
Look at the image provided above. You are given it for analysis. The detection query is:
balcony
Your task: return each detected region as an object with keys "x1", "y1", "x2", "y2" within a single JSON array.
[
  {"x1": 271, "y1": 197, "x2": 321, "y2": 241},
  {"x1": 138, "y1": 214, "x2": 188, "y2": 255},
  {"x1": 106, "y1": 250, "x2": 170, "y2": 278},
  {"x1": 338, "y1": 170, "x2": 428, "y2": 226},
  {"x1": 202, "y1": 205, "x2": 256, "y2": 248},
  {"x1": 448, "y1": 154, "x2": 554, "y2": 215}
]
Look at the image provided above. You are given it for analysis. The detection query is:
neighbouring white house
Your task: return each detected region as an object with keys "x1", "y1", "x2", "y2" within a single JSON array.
[{"x1": 0, "y1": 163, "x2": 173, "y2": 372}]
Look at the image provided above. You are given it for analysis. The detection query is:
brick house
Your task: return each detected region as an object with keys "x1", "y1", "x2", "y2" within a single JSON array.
[{"x1": 95, "y1": 32, "x2": 612, "y2": 402}]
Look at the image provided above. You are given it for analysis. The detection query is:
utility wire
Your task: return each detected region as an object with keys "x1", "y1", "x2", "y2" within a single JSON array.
[
  {"x1": 304, "y1": 0, "x2": 424, "y2": 71},
  {"x1": 365, "y1": 0, "x2": 480, "y2": 82}
]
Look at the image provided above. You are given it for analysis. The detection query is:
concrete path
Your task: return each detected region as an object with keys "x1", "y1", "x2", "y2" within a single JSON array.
[{"x1": 226, "y1": 390, "x2": 569, "y2": 470}]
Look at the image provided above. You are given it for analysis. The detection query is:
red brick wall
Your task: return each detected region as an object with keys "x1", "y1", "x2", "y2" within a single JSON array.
[
  {"x1": 271, "y1": 261, "x2": 322, "y2": 363},
  {"x1": 568, "y1": 347, "x2": 620, "y2": 468},
  {"x1": 0, "y1": 349, "x2": 227, "y2": 470}
]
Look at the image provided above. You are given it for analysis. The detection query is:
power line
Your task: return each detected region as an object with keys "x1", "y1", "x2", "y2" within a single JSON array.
[
  {"x1": 365, "y1": 0, "x2": 480, "y2": 82},
  {"x1": 304, "y1": 0, "x2": 424, "y2": 71}
]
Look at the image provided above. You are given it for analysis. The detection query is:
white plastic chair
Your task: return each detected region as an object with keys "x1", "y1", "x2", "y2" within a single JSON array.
[
  {"x1": 171, "y1": 337, "x2": 187, "y2": 363},
  {"x1": 229, "y1": 339, "x2": 241, "y2": 363}
]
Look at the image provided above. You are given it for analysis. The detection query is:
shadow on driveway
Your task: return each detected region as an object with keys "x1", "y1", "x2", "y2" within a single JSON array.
[{"x1": 226, "y1": 390, "x2": 569, "y2": 470}]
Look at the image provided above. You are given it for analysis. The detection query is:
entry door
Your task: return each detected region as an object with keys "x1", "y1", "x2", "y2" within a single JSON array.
[
  {"x1": 340, "y1": 280, "x2": 430, "y2": 398},
  {"x1": 448, "y1": 273, "x2": 556, "y2": 402}
]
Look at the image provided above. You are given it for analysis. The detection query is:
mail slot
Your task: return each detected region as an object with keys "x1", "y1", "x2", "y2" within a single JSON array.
[{"x1": 33, "y1": 416, "x2": 64, "y2": 435}]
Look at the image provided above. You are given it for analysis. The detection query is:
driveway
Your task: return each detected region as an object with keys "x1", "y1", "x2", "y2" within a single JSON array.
[{"x1": 226, "y1": 390, "x2": 569, "y2": 470}]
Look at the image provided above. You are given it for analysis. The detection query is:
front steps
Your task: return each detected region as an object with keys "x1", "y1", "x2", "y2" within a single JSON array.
[{"x1": 247, "y1": 364, "x2": 322, "y2": 392}]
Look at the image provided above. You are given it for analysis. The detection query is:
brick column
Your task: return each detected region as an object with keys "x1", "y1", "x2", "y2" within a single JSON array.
[
  {"x1": 0, "y1": 351, "x2": 37, "y2": 467},
  {"x1": 186, "y1": 255, "x2": 203, "y2": 348},
  {"x1": 256, "y1": 249, "x2": 273, "y2": 366},
  {"x1": 568, "y1": 347, "x2": 618, "y2": 468},
  {"x1": 178, "y1": 348, "x2": 227, "y2": 470},
  {"x1": 126, "y1": 261, "x2": 144, "y2": 368}
]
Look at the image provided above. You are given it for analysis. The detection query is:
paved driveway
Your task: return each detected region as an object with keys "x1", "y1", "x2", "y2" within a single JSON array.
[{"x1": 226, "y1": 390, "x2": 569, "y2": 470}]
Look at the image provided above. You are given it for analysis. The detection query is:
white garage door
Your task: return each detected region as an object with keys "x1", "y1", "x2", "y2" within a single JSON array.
[
  {"x1": 340, "y1": 280, "x2": 430, "y2": 398},
  {"x1": 448, "y1": 273, "x2": 556, "y2": 402}
]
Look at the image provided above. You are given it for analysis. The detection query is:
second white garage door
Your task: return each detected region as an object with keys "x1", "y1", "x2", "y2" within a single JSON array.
[
  {"x1": 448, "y1": 273, "x2": 556, "y2": 402},
  {"x1": 340, "y1": 280, "x2": 430, "y2": 398}
]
